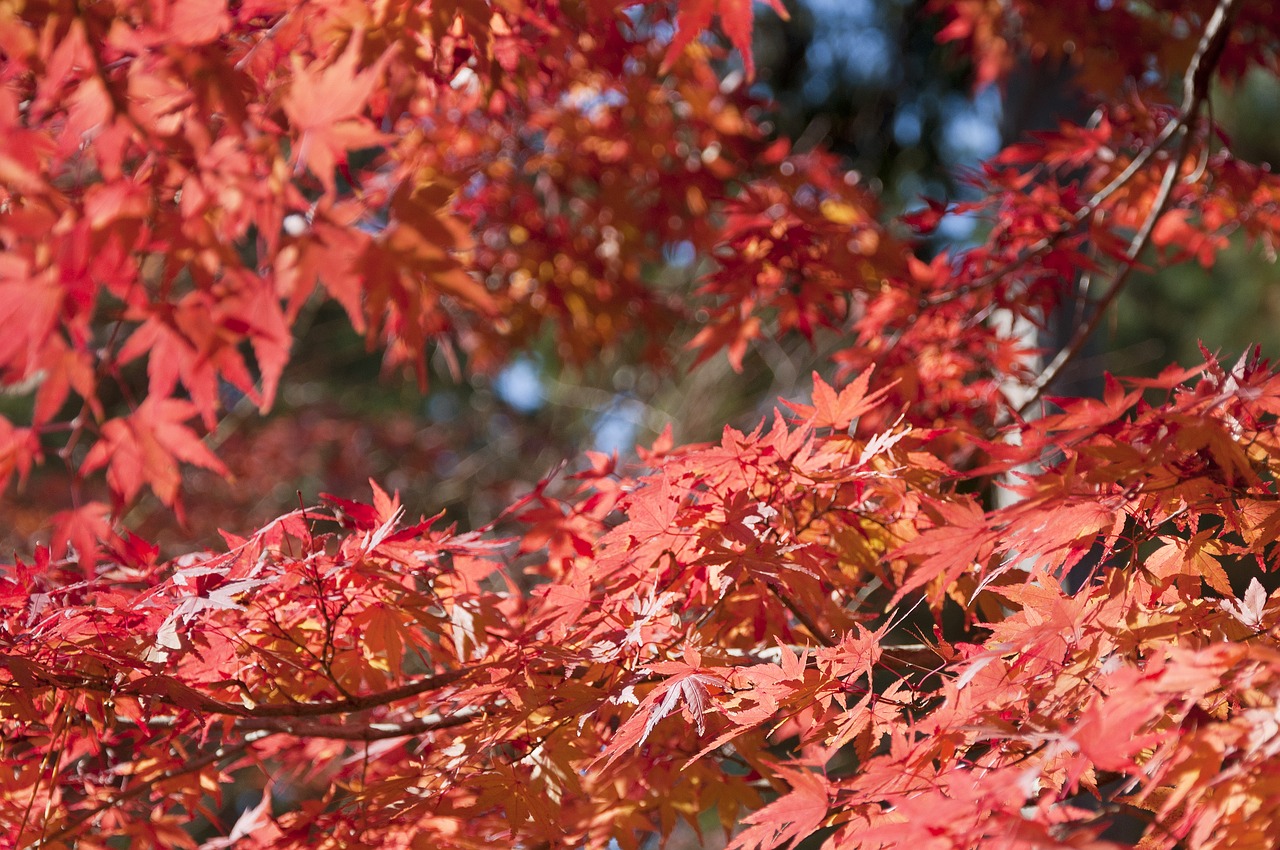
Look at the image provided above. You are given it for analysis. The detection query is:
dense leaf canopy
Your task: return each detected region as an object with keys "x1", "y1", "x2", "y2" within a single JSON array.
[{"x1": 4, "y1": 0, "x2": 1280, "y2": 848}]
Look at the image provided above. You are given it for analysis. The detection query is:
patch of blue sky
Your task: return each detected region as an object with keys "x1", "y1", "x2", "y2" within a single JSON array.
[
  {"x1": 939, "y1": 87, "x2": 1003, "y2": 167},
  {"x1": 804, "y1": 29, "x2": 893, "y2": 92},
  {"x1": 800, "y1": 0, "x2": 893, "y2": 91},
  {"x1": 663, "y1": 240, "x2": 697, "y2": 267},
  {"x1": 560, "y1": 86, "x2": 628, "y2": 122},
  {"x1": 592, "y1": 398, "x2": 646, "y2": 455},
  {"x1": 893, "y1": 105, "x2": 923, "y2": 147},
  {"x1": 494, "y1": 358, "x2": 545, "y2": 414},
  {"x1": 937, "y1": 209, "x2": 980, "y2": 241}
]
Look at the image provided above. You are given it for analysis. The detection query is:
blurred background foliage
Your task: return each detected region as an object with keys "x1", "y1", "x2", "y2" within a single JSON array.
[{"x1": 4, "y1": 0, "x2": 1279, "y2": 560}]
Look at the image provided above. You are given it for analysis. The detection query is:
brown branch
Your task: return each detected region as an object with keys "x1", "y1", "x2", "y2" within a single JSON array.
[
  {"x1": 16, "y1": 702, "x2": 71, "y2": 850},
  {"x1": 920, "y1": 115, "x2": 1183, "y2": 313},
  {"x1": 253, "y1": 666, "x2": 476, "y2": 717},
  {"x1": 3, "y1": 655, "x2": 477, "y2": 721},
  {"x1": 119, "y1": 665, "x2": 477, "y2": 719},
  {"x1": 232, "y1": 706, "x2": 482, "y2": 740},
  {"x1": 878, "y1": 642, "x2": 946, "y2": 673},
  {"x1": 766, "y1": 583, "x2": 836, "y2": 648},
  {"x1": 1015, "y1": 0, "x2": 1241, "y2": 416}
]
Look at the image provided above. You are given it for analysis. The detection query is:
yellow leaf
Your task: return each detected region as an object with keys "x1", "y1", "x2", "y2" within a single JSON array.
[{"x1": 820, "y1": 199, "x2": 863, "y2": 226}]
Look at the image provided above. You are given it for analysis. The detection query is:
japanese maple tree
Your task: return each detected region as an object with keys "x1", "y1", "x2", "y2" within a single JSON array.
[{"x1": 4, "y1": 0, "x2": 1280, "y2": 848}]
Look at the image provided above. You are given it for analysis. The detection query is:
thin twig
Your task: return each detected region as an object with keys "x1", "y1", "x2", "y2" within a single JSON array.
[
  {"x1": 766, "y1": 582, "x2": 836, "y2": 647},
  {"x1": 927, "y1": 1, "x2": 1238, "y2": 315},
  {"x1": 16, "y1": 702, "x2": 70, "y2": 849},
  {"x1": 25, "y1": 732, "x2": 272, "y2": 850},
  {"x1": 1015, "y1": 0, "x2": 1241, "y2": 416}
]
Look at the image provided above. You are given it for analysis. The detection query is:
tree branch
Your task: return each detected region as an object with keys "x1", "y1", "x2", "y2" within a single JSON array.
[
  {"x1": 231, "y1": 706, "x2": 482, "y2": 740},
  {"x1": 3, "y1": 655, "x2": 478, "y2": 721},
  {"x1": 1015, "y1": 0, "x2": 1241, "y2": 415},
  {"x1": 112, "y1": 665, "x2": 478, "y2": 719},
  {"x1": 766, "y1": 582, "x2": 837, "y2": 647}
]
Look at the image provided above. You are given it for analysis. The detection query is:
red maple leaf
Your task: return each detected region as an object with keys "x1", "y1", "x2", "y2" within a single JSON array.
[
  {"x1": 662, "y1": 0, "x2": 789, "y2": 80},
  {"x1": 283, "y1": 30, "x2": 395, "y2": 192},
  {"x1": 892, "y1": 497, "x2": 998, "y2": 603},
  {"x1": 730, "y1": 766, "x2": 830, "y2": 850},
  {"x1": 598, "y1": 647, "x2": 725, "y2": 768},
  {"x1": 48, "y1": 501, "x2": 120, "y2": 573},
  {"x1": 0, "y1": 417, "x2": 39, "y2": 492},
  {"x1": 81, "y1": 398, "x2": 230, "y2": 510}
]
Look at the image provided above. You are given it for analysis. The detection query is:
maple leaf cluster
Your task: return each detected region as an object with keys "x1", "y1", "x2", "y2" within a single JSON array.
[{"x1": 5, "y1": 1, "x2": 1280, "y2": 849}]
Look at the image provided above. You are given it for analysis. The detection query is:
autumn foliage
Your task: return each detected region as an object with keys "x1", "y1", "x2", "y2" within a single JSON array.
[{"x1": 6, "y1": 0, "x2": 1280, "y2": 847}]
